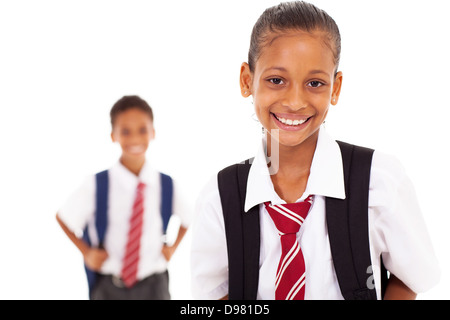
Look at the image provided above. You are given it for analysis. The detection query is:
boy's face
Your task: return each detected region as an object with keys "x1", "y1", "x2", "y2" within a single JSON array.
[
  {"x1": 111, "y1": 108, "x2": 155, "y2": 160},
  {"x1": 240, "y1": 30, "x2": 342, "y2": 148}
]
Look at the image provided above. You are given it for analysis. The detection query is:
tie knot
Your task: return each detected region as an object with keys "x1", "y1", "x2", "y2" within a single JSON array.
[
  {"x1": 265, "y1": 195, "x2": 313, "y2": 235},
  {"x1": 137, "y1": 182, "x2": 146, "y2": 192}
]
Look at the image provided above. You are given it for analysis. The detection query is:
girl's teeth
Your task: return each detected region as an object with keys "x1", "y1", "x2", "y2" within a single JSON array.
[{"x1": 277, "y1": 116, "x2": 307, "y2": 126}]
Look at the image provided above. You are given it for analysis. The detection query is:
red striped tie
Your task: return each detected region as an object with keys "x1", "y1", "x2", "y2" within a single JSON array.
[
  {"x1": 121, "y1": 182, "x2": 146, "y2": 288},
  {"x1": 264, "y1": 195, "x2": 314, "y2": 300}
]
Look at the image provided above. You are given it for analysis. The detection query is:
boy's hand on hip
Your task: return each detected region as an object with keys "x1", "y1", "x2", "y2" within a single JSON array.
[
  {"x1": 84, "y1": 248, "x2": 108, "y2": 271},
  {"x1": 161, "y1": 245, "x2": 175, "y2": 262}
]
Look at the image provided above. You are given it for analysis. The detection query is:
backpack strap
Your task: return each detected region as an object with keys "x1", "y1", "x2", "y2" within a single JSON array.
[
  {"x1": 218, "y1": 159, "x2": 260, "y2": 300},
  {"x1": 326, "y1": 141, "x2": 378, "y2": 300},
  {"x1": 82, "y1": 169, "x2": 109, "y2": 296},
  {"x1": 160, "y1": 172, "x2": 173, "y2": 238},
  {"x1": 94, "y1": 170, "x2": 109, "y2": 246}
]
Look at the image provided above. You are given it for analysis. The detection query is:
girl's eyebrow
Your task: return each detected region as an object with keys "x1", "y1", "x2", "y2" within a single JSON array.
[
  {"x1": 262, "y1": 66, "x2": 288, "y2": 73},
  {"x1": 310, "y1": 69, "x2": 330, "y2": 77}
]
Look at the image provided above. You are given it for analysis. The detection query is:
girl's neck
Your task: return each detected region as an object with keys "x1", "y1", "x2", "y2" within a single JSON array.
[
  {"x1": 267, "y1": 132, "x2": 318, "y2": 175},
  {"x1": 267, "y1": 132, "x2": 318, "y2": 203},
  {"x1": 120, "y1": 155, "x2": 146, "y2": 177}
]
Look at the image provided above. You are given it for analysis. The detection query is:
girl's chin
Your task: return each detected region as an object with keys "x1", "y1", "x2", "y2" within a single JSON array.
[{"x1": 266, "y1": 129, "x2": 319, "y2": 148}]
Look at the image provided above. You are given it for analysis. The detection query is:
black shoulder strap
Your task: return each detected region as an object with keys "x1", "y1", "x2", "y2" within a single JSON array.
[
  {"x1": 326, "y1": 141, "x2": 378, "y2": 300},
  {"x1": 217, "y1": 159, "x2": 260, "y2": 300}
]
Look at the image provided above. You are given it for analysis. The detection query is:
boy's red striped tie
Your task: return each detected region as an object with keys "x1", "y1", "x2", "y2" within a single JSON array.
[
  {"x1": 264, "y1": 195, "x2": 314, "y2": 300},
  {"x1": 121, "y1": 182, "x2": 146, "y2": 288}
]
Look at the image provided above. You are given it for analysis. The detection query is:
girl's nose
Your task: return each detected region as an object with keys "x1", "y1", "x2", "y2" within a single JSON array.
[{"x1": 282, "y1": 84, "x2": 307, "y2": 111}]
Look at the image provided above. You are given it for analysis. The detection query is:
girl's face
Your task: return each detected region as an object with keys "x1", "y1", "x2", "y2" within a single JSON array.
[{"x1": 241, "y1": 30, "x2": 343, "y2": 148}]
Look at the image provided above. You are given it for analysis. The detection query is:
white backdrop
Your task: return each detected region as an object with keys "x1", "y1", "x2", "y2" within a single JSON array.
[{"x1": 0, "y1": 0, "x2": 449, "y2": 299}]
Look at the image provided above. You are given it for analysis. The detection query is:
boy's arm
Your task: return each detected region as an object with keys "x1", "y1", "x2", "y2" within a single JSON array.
[
  {"x1": 161, "y1": 225, "x2": 187, "y2": 262},
  {"x1": 56, "y1": 213, "x2": 108, "y2": 271},
  {"x1": 383, "y1": 274, "x2": 417, "y2": 300}
]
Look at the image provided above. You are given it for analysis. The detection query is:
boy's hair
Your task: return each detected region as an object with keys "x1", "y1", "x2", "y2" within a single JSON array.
[
  {"x1": 110, "y1": 95, "x2": 154, "y2": 127},
  {"x1": 248, "y1": 1, "x2": 341, "y2": 74}
]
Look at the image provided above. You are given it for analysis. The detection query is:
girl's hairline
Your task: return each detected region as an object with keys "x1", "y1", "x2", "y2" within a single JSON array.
[{"x1": 249, "y1": 28, "x2": 341, "y2": 75}]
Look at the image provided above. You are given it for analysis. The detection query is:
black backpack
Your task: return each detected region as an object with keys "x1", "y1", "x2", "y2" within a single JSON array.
[{"x1": 217, "y1": 140, "x2": 388, "y2": 300}]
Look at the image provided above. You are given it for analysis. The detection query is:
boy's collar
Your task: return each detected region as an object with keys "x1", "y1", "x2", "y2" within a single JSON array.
[
  {"x1": 113, "y1": 159, "x2": 157, "y2": 187},
  {"x1": 244, "y1": 127, "x2": 346, "y2": 212}
]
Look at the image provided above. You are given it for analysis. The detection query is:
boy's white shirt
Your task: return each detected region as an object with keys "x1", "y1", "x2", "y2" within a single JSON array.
[
  {"x1": 191, "y1": 128, "x2": 440, "y2": 300},
  {"x1": 59, "y1": 160, "x2": 191, "y2": 280}
]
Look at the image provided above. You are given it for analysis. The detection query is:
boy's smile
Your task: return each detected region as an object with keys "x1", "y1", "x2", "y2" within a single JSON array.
[
  {"x1": 125, "y1": 144, "x2": 147, "y2": 155},
  {"x1": 241, "y1": 30, "x2": 342, "y2": 148}
]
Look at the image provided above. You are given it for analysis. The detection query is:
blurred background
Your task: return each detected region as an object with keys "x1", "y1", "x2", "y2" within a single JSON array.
[{"x1": 0, "y1": 0, "x2": 449, "y2": 299}]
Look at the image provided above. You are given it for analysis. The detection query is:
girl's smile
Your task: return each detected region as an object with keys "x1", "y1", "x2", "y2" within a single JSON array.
[{"x1": 270, "y1": 112, "x2": 313, "y2": 131}]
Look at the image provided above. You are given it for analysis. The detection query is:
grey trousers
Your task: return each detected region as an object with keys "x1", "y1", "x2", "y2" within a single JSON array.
[{"x1": 91, "y1": 270, "x2": 170, "y2": 300}]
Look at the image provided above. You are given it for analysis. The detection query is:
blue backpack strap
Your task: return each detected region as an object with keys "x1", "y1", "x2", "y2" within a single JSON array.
[
  {"x1": 94, "y1": 170, "x2": 109, "y2": 247},
  {"x1": 82, "y1": 169, "x2": 109, "y2": 297},
  {"x1": 160, "y1": 172, "x2": 173, "y2": 236}
]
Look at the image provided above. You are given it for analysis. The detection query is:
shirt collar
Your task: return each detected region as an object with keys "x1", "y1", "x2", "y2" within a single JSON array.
[
  {"x1": 244, "y1": 128, "x2": 346, "y2": 212},
  {"x1": 111, "y1": 159, "x2": 158, "y2": 189}
]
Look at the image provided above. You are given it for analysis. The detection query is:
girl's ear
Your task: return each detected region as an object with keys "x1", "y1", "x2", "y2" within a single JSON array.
[
  {"x1": 331, "y1": 71, "x2": 343, "y2": 105},
  {"x1": 111, "y1": 131, "x2": 116, "y2": 142},
  {"x1": 240, "y1": 62, "x2": 253, "y2": 97}
]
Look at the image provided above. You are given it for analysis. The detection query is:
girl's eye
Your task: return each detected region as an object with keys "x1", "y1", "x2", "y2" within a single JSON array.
[
  {"x1": 308, "y1": 81, "x2": 324, "y2": 88},
  {"x1": 268, "y1": 78, "x2": 284, "y2": 85},
  {"x1": 121, "y1": 128, "x2": 130, "y2": 136}
]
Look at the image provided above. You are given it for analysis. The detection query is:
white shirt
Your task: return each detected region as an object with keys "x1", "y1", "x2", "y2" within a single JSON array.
[
  {"x1": 191, "y1": 128, "x2": 440, "y2": 299},
  {"x1": 59, "y1": 160, "x2": 191, "y2": 280}
]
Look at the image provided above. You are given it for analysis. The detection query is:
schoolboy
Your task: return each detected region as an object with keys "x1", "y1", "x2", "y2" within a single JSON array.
[{"x1": 57, "y1": 95, "x2": 190, "y2": 300}]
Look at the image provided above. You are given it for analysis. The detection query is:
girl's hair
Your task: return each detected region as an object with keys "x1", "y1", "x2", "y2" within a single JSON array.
[
  {"x1": 248, "y1": 1, "x2": 341, "y2": 73},
  {"x1": 110, "y1": 95, "x2": 153, "y2": 127}
]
